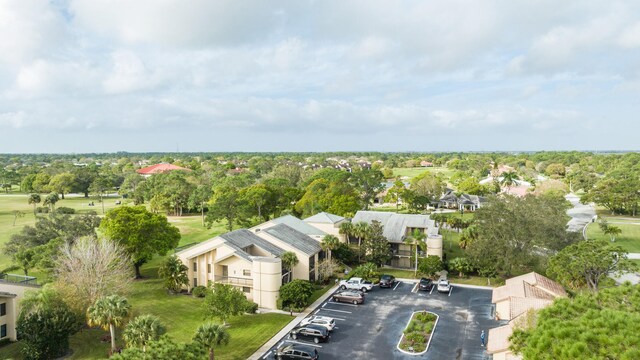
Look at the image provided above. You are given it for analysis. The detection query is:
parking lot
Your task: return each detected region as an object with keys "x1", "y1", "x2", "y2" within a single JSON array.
[{"x1": 261, "y1": 280, "x2": 499, "y2": 360}]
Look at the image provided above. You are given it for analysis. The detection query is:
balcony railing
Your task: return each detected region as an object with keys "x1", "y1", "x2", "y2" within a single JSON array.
[
  {"x1": 0, "y1": 274, "x2": 39, "y2": 286},
  {"x1": 392, "y1": 250, "x2": 427, "y2": 257},
  {"x1": 214, "y1": 275, "x2": 253, "y2": 287}
]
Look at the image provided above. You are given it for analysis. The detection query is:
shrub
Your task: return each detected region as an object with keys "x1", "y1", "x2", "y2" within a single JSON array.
[
  {"x1": 415, "y1": 311, "x2": 437, "y2": 323},
  {"x1": 279, "y1": 279, "x2": 315, "y2": 309},
  {"x1": 244, "y1": 301, "x2": 259, "y2": 314},
  {"x1": 35, "y1": 206, "x2": 49, "y2": 214},
  {"x1": 191, "y1": 286, "x2": 208, "y2": 298},
  {"x1": 54, "y1": 207, "x2": 76, "y2": 214},
  {"x1": 405, "y1": 331, "x2": 426, "y2": 344},
  {"x1": 348, "y1": 263, "x2": 380, "y2": 283}
]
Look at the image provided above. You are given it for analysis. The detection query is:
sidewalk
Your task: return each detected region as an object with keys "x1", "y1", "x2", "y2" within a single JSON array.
[{"x1": 247, "y1": 284, "x2": 339, "y2": 360}]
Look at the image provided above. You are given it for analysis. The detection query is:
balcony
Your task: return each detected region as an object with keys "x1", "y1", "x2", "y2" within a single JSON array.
[
  {"x1": 214, "y1": 275, "x2": 253, "y2": 287},
  {"x1": 392, "y1": 250, "x2": 427, "y2": 257}
]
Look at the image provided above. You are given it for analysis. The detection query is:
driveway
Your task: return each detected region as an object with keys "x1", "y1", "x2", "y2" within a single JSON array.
[
  {"x1": 565, "y1": 193, "x2": 596, "y2": 233},
  {"x1": 261, "y1": 281, "x2": 498, "y2": 360}
]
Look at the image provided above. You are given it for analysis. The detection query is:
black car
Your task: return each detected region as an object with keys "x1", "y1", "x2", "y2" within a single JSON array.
[
  {"x1": 379, "y1": 274, "x2": 396, "y2": 288},
  {"x1": 418, "y1": 278, "x2": 433, "y2": 291},
  {"x1": 289, "y1": 324, "x2": 330, "y2": 344},
  {"x1": 276, "y1": 343, "x2": 319, "y2": 359}
]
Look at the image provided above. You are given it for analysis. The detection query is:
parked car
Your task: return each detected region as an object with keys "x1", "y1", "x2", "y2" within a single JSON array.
[
  {"x1": 379, "y1": 274, "x2": 396, "y2": 288},
  {"x1": 300, "y1": 315, "x2": 336, "y2": 331},
  {"x1": 339, "y1": 277, "x2": 374, "y2": 292},
  {"x1": 418, "y1": 278, "x2": 433, "y2": 291},
  {"x1": 276, "y1": 343, "x2": 319, "y2": 359},
  {"x1": 289, "y1": 324, "x2": 330, "y2": 344},
  {"x1": 332, "y1": 290, "x2": 365, "y2": 304},
  {"x1": 437, "y1": 279, "x2": 451, "y2": 293}
]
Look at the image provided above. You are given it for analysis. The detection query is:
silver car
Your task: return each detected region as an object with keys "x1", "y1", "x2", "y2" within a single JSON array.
[
  {"x1": 300, "y1": 315, "x2": 336, "y2": 331},
  {"x1": 437, "y1": 279, "x2": 451, "y2": 293}
]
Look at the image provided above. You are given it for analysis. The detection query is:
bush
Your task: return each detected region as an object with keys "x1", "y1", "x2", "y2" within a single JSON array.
[
  {"x1": 35, "y1": 206, "x2": 49, "y2": 214},
  {"x1": 348, "y1": 263, "x2": 380, "y2": 283},
  {"x1": 415, "y1": 311, "x2": 437, "y2": 323},
  {"x1": 333, "y1": 243, "x2": 358, "y2": 265},
  {"x1": 279, "y1": 280, "x2": 315, "y2": 309},
  {"x1": 17, "y1": 307, "x2": 77, "y2": 360},
  {"x1": 191, "y1": 286, "x2": 208, "y2": 298},
  {"x1": 54, "y1": 207, "x2": 76, "y2": 214},
  {"x1": 405, "y1": 331, "x2": 426, "y2": 344},
  {"x1": 244, "y1": 301, "x2": 259, "y2": 314}
]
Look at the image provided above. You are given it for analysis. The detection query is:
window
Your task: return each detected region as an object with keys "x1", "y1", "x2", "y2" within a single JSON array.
[
  {"x1": 193, "y1": 278, "x2": 197, "y2": 287},
  {"x1": 0, "y1": 324, "x2": 6, "y2": 338},
  {"x1": 242, "y1": 287, "x2": 251, "y2": 293},
  {"x1": 243, "y1": 269, "x2": 251, "y2": 276},
  {"x1": 0, "y1": 303, "x2": 5, "y2": 316},
  {"x1": 207, "y1": 264, "x2": 211, "y2": 274},
  {"x1": 193, "y1": 262, "x2": 197, "y2": 272}
]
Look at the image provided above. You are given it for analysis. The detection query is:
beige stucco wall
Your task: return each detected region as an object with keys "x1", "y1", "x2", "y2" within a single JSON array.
[
  {"x1": 495, "y1": 299, "x2": 510, "y2": 320},
  {"x1": 252, "y1": 258, "x2": 282, "y2": 309},
  {"x1": 0, "y1": 282, "x2": 40, "y2": 341},
  {"x1": 492, "y1": 351, "x2": 508, "y2": 360},
  {"x1": 306, "y1": 222, "x2": 345, "y2": 242},
  {"x1": 426, "y1": 235, "x2": 443, "y2": 259}
]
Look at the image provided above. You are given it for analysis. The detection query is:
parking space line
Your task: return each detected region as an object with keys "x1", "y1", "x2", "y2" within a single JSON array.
[
  {"x1": 411, "y1": 282, "x2": 419, "y2": 293},
  {"x1": 430, "y1": 286, "x2": 434, "y2": 295},
  {"x1": 325, "y1": 301, "x2": 358, "y2": 307},
  {"x1": 285, "y1": 340, "x2": 323, "y2": 348},
  {"x1": 321, "y1": 303, "x2": 327, "y2": 308},
  {"x1": 448, "y1": 287, "x2": 453, "y2": 297},
  {"x1": 319, "y1": 308, "x2": 352, "y2": 314},
  {"x1": 262, "y1": 350, "x2": 271, "y2": 359},
  {"x1": 393, "y1": 281, "x2": 401, "y2": 290}
]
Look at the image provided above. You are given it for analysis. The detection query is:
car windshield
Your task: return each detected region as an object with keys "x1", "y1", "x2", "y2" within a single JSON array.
[{"x1": 381, "y1": 275, "x2": 391, "y2": 280}]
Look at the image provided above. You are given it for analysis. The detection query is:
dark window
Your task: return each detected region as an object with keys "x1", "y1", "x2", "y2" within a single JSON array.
[
  {"x1": 243, "y1": 269, "x2": 251, "y2": 276},
  {"x1": 193, "y1": 278, "x2": 197, "y2": 287},
  {"x1": 193, "y1": 263, "x2": 197, "y2": 272},
  {"x1": 0, "y1": 303, "x2": 5, "y2": 316},
  {"x1": 207, "y1": 264, "x2": 211, "y2": 273},
  {"x1": 242, "y1": 287, "x2": 251, "y2": 293},
  {"x1": 1, "y1": 324, "x2": 6, "y2": 338}
]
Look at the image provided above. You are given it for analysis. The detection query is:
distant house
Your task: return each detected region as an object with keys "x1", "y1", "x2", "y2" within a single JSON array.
[
  {"x1": 439, "y1": 190, "x2": 486, "y2": 211},
  {"x1": 351, "y1": 211, "x2": 441, "y2": 268},
  {"x1": 1, "y1": 276, "x2": 40, "y2": 341},
  {"x1": 136, "y1": 163, "x2": 191, "y2": 177},
  {"x1": 488, "y1": 272, "x2": 567, "y2": 360},
  {"x1": 420, "y1": 161, "x2": 433, "y2": 167}
]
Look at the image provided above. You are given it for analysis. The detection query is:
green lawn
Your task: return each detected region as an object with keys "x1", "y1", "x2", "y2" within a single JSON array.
[
  {"x1": 585, "y1": 222, "x2": 640, "y2": 253},
  {"x1": 0, "y1": 195, "x2": 290, "y2": 360},
  {"x1": 391, "y1": 167, "x2": 453, "y2": 180},
  {"x1": 377, "y1": 267, "x2": 502, "y2": 287},
  {"x1": 308, "y1": 283, "x2": 335, "y2": 305}
]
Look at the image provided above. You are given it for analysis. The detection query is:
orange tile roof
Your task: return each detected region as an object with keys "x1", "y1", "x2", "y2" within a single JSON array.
[{"x1": 136, "y1": 163, "x2": 191, "y2": 175}]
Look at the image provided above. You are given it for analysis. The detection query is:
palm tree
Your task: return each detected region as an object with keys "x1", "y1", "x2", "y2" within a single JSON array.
[
  {"x1": 27, "y1": 193, "x2": 41, "y2": 216},
  {"x1": 353, "y1": 222, "x2": 370, "y2": 262},
  {"x1": 43, "y1": 192, "x2": 59, "y2": 211},
  {"x1": 281, "y1": 251, "x2": 299, "y2": 282},
  {"x1": 193, "y1": 323, "x2": 230, "y2": 360},
  {"x1": 339, "y1": 222, "x2": 354, "y2": 244},
  {"x1": 158, "y1": 255, "x2": 189, "y2": 293},
  {"x1": 604, "y1": 225, "x2": 622, "y2": 242},
  {"x1": 500, "y1": 171, "x2": 519, "y2": 192},
  {"x1": 404, "y1": 229, "x2": 427, "y2": 277},
  {"x1": 458, "y1": 225, "x2": 478, "y2": 249},
  {"x1": 320, "y1": 235, "x2": 340, "y2": 262},
  {"x1": 87, "y1": 295, "x2": 131, "y2": 354},
  {"x1": 123, "y1": 314, "x2": 166, "y2": 352}
]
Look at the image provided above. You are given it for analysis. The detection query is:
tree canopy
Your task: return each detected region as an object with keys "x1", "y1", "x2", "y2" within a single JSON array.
[{"x1": 100, "y1": 206, "x2": 180, "y2": 278}]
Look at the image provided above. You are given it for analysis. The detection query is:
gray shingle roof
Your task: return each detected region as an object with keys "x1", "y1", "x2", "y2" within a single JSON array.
[
  {"x1": 263, "y1": 224, "x2": 322, "y2": 256},
  {"x1": 220, "y1": 229, "x2": 286, "y2": 257},
  {"x1": 304, "y1": 212, "x2": 345, "y2": 224},
  {"x1": 352, "y1": 211, "x2": 437, "y2": 243},
  {"x1": 272, "y1": 215, "x2": 326, "y2": 236}
]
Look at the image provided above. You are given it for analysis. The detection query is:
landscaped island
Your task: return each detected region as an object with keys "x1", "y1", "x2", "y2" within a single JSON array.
[{"x1": 398, "y1": 311, "x2": 438, "y2": 355}]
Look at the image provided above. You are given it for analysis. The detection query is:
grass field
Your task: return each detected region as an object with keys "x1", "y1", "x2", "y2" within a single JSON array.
[
  {"x1": 391, "y1": 167, "x2": 454, "y2": 180},
  {"x1": 0, "y1": 193, "x2": 291, "y2": 360},
  {"x1": 585, "y1": 222, "x2": 640, "y2": 253}
]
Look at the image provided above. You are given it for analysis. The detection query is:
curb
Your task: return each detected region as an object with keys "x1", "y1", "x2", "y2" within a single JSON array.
[
  {"x1": 247, "y1": 284, "x2": 339, "y2": 360},
  {"x1": 396, "y1": 278, "x2": 495, "y2": 290},
  {"x1": 396, "y1": 311, "x2": 439, "y2": 356}
]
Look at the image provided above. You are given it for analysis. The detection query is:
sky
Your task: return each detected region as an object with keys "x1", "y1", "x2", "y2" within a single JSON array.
[{"x1": 1, "y1": 0, "x2": 640, "y2": 153}]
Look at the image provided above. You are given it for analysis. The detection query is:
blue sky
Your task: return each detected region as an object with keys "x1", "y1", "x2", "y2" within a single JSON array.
[{"x1": 1, "y1": 0, "x2": 639, "y2": 153}]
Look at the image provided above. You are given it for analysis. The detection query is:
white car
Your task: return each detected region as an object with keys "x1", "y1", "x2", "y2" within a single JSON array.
[
  {"x1": 338, "y1": 277, "x2": 374, "y2": 292},
  {"x1": 437, "y1": 279, "x2": 451, "y2": 293},
  {"x1": 300, "y1": 315, "x2": 336, "y2": 331}
]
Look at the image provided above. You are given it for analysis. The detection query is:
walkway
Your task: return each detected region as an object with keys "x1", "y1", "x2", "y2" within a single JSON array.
[{"x1": 565, "y1": 193, "x2": 596, "y2": 233}]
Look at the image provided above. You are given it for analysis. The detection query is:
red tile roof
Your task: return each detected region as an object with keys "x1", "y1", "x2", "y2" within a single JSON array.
[{"x1": 136, "y1": 163, "x2": 191, "y2": 175}]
